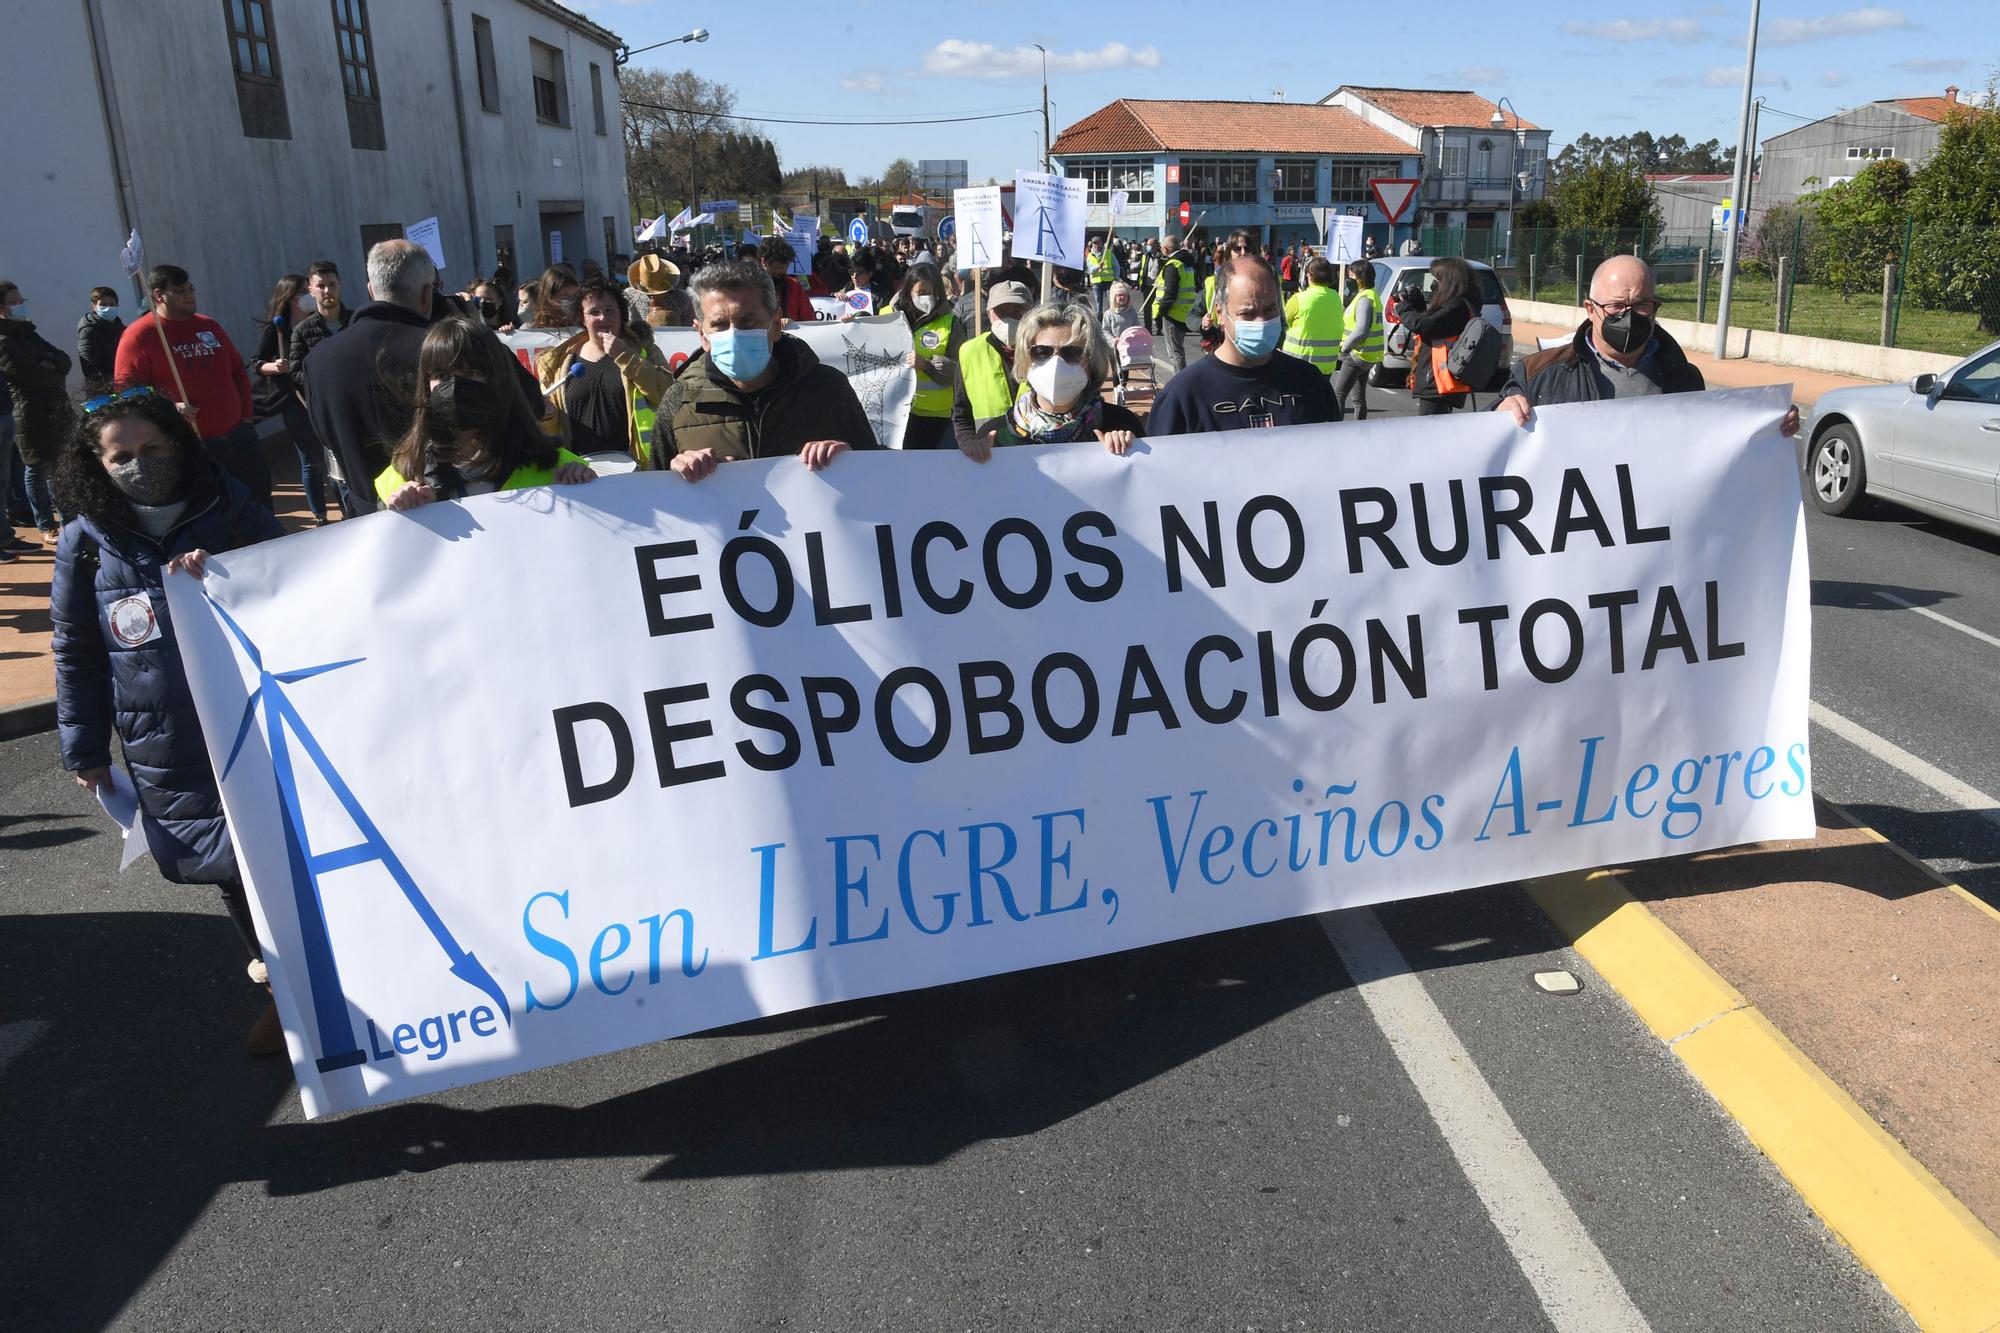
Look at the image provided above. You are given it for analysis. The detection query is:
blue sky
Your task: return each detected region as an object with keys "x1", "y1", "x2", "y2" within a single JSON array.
[{"x1": 576, "y1": 1, "x2": 1994, "y2": 180}]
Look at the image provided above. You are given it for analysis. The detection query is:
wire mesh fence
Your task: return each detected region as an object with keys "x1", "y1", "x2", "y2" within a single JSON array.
[{"x1": 1415, "y1": 222, "x2": 2000, "y2": 359}]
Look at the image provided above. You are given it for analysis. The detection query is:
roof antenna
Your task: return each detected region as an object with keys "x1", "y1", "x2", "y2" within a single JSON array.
[{"x1": 1271, "y1": 87, "x2": 1286, "y2": 101}]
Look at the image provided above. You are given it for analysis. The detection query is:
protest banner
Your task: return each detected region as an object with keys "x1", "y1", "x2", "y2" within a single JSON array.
[
  {"x1": 500, "y1": 316, "x2": 914, "y2": 451},
  {"x1": 1013, "y1": 171, "x2": 1087, "y2": 268},
  {"x1": 785, "y1": 216, "x2": 818, "y2": 277},
  {"x1": 166, "y1": 388, "x2": 1810, "y2": 1117},
  {"x1": 406, "y1": 216, "x2": 447, "y2": 271},
  {"x1": 952, "y1": 186, "x2": 1003, "y2": 272}
]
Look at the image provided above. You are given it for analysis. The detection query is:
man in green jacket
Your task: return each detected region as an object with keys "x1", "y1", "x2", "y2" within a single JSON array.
[{"x1": 656, "y1": 260, "x2": 879, "y2": 482}]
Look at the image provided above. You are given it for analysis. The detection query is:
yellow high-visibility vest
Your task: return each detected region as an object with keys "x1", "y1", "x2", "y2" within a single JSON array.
[
  {"x1": 1280, "y1": 284, "x2": 1346, "y2": 374},
  {"x1": 957, "y1": 333, "x2": 1015, "y2": 421},
  {"x1": 910, "y1": 309, "x2": 955, "y2": 418},
  {"x1": 1344, "y1": 289, "x2": 1385, "y2": 364}
]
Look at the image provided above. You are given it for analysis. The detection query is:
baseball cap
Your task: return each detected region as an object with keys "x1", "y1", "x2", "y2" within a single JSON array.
[{"x1": 987, "y1": 281, "x2": 1032, "y2": 309}]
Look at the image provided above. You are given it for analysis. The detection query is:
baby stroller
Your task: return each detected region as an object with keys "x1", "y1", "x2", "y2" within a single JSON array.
[{"x1": 1113, "y1": 325, "x2": 1156, "y2": 409}]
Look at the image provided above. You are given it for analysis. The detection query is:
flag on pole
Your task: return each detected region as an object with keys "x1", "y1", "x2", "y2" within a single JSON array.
[
  {"x1": 667, "y1": 205, "x2": 694, "y2": 233},
  {"x1": 636, "y1": 214, "x2": 669, "y2": 242}
]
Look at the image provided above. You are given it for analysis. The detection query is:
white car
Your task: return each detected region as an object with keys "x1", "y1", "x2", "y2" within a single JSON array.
[
  {"x1": 1802, "y1": 338, "x2": 2000, "y2": 534},
  {"x1": 1369, "y1": 256, "x2": 1516, "y2": 391}
]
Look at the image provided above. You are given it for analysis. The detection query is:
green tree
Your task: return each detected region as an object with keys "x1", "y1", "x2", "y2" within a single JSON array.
[
  {"x1": 879, "y1": 158, "x2": 920, "y2": 197},
  {"x1": 1552, "y1": 160, "x2": 1665, "y2": 233},
  {"x1": 1904, "y1": 84, "x2": 2000, "y2": 332},
  {"x1": 1800, "y1": 159, "x2": 1912, "y2": 294}
]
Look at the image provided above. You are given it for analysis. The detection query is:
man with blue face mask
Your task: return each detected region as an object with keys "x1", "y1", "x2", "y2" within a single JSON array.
[
  {"x1": 1148, "y1": 255, "x2": 1340, "y2": 437},
  {"x1": 655, "y1": 260, "x2": 878, "y2": 482}
]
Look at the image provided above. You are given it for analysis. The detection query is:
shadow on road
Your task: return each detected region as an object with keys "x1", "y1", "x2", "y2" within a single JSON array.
[{"x1": 1810, "y1": 579, "x2": 1957, "y2": 611}]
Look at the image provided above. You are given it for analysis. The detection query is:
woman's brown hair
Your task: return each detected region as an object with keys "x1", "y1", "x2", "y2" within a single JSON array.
[{"x1": 389, "y1": 316, "x2": 554, "y2": 485}]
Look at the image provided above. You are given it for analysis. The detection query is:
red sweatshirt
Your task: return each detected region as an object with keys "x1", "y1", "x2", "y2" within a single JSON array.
[{"x1": 113, "y1": 312, "x2": 254, "y2": 439}]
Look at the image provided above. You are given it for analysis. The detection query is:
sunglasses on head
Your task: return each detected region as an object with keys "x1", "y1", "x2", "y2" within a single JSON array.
[
  {"x1": 82, "y1": 386, "x2": 156, "y2": 414},
  {"x1": 1027, "y1": 344, "x2": 1086, "y2": 365}
]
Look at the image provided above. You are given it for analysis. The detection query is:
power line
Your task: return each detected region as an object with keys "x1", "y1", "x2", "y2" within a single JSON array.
[{"x1": 619, "y1": 96, "x2": 1041, "y2": 128}]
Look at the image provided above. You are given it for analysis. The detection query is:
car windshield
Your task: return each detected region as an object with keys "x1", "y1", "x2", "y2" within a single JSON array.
[{"x1": 1948, "y1": 344, "x2": 2000, "y2": 403}]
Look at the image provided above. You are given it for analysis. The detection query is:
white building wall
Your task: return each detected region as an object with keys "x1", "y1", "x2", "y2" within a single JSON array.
[
  {"x1": 3, "y1": 2, "x2": 133, "y2": 386},
  {"x1": 0, "y1": 0, "x2": 626, "y2": 387}
]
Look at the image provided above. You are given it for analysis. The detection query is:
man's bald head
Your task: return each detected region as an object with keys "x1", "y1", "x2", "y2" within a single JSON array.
[{"x1": 1589, "y1": 255, "x2": 1656, "y2": 305}]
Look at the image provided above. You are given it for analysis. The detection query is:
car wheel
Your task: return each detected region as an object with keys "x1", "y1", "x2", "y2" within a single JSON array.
[{"x1": 1808, "y1": 424, "x2": 1869, "y2": 516}]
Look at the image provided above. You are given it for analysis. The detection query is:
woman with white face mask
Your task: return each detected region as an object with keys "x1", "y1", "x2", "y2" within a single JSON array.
[
  {"x1": 981, "y1": 302, "x2": 1140, "y2": 457},
  {"x1": 895, "y1": 267, "x2": 961, "y2": 451}
]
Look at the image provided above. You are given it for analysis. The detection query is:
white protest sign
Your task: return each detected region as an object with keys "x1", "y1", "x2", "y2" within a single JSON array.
[
  {"x1": 787, "y1": 216, "x2": 819, "y2": 277},
  {"x1": 500, "y1": 316, "x2": 914, "y2": 450},
  {"x1": 120, "y1": 229, "x2": 145, "y2": 279},
  {"x1": 1326, "y1": 215, "x2": 1365, "y2": 264},
  {"x1": 169, "y1": 388, "x2": 1809, "y2": 1117},
  {"x1": 1013, "y1": 171, "x2": 1087, "y2": 267},
  {"x1": 1109, "y1": 190, "x2": 1129, "y2": 217},
  {"x1": 952, "y1": 186, "x2": 1003, "y2": 271},
  {"x1": 406, "y1": 216, "x2": 447, "y2": 271}
]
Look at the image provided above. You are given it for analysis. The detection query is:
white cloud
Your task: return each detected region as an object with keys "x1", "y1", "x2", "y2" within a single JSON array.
[
  {"x1": 1703, "y1": 64, "x2": 1791, "y2": 89},
  {"x1": 1819, "y1": 69, "x2": 1851, "y2": 86},
  {"x1": 1562, "y1": 18, "x2": 1705, "y2": 42},
  {"x1": 1451, "y1": 65, "x2": 1508, "y2": 84},
  {"x1": 1763, "y1": 7, "x2": 1910, "y2": 44},
  {"x1": 921, "y1": 40, "x2": 1162, "y2": 80},
  {"x1": 1893, "y1": 58, "x2": 1967, "y2": 74},
  {"x1": 840, "y1": 71, "x2": 893, "y2": 94}
]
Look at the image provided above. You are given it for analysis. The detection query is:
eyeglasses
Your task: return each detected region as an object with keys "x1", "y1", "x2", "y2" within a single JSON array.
[
  {"x1": 82, "y1": 386, "x2": 155, "y2": 414},
  {"x1": 1027, "y1": 344, "x2": 1086, "y2": 365},
  {"x1": 1587, "y1": 298, "x2": 1661, "y2": 317}
]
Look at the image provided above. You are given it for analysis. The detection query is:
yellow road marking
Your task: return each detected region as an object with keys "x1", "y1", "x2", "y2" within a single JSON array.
[{"x1": 1525, "y1": 869, "x2": 2000, "y2": 1333}]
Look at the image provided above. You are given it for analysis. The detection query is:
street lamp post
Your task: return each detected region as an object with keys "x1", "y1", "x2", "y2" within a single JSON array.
[
  {"x1": 1492, "y1": 97, "x2": 1529, "y2": 265},
  {"x1": 615, "y1": 27, "x2": 708, "y2": 67},
  {"x1": 1714, "y1": 0, "x2": 1762, "y2": 358}
]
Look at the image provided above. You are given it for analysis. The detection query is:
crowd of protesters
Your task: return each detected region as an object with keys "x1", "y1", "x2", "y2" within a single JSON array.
[{"x1": 0, "y1": 225, "x2": 1801, "y2": 1057}]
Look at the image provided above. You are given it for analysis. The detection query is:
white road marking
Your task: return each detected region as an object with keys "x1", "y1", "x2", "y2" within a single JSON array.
[
  {"x1": 1809, "y1": 700, "x2": 2000, "y2": 830},
  {"x1": 1320, "y1": 908, "x2": 1650, "y2": 1333},
  {"x1": 1874, "y1": 590, "x2": 2000, "y2": 652}
]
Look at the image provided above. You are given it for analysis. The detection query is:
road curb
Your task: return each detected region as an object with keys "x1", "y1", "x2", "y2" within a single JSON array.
[
  {"x1": 0, "y1": 696, "x2": 56, "y2": 742},
  {"x1": 1525, "y1": 868, "x2": 2000, "y2": 1333}
]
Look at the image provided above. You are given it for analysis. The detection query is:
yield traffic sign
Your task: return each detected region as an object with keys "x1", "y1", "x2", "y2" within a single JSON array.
[{"x1": 1369, "y1": 178, "x2": 1421, "y2": 223}]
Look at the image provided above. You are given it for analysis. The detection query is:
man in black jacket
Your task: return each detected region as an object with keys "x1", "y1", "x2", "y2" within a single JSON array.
[
  {"x1": 301, "y1": 241, "x2": 435, "y2": 517},
  {"x1": 286, "y1": 259, "x2": 350, "y2": 397},
  {"x1": 1497, "y1": 255, "x2": 1799, "y2": 436}
]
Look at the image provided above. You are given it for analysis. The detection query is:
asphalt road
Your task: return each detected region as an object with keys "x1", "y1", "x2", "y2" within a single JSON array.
[
  {"x1": 2, "y1": 723, "x2": 1908, "y2": 1331},
  {"x1": 1803, "y1": 496, "x2": 2000, "y2": 905}
]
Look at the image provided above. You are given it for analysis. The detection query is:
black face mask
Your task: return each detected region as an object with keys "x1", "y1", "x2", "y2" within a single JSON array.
[
  {"x1": 1598, "y1": 308, "x2": 1655, "y2": 355},
  {"x1": 426, "y1": 375, "x2": 506, "y2": 439},
  {"x1": 476, "y1": 297, "x2": 499, "y2": 323}
]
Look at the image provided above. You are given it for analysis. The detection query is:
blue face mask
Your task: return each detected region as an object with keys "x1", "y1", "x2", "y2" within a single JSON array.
[
  {"x1": 708, "y1": 326, "x2": 772, "y2": 382},
  {"x1": 1231, "y1": 316, "x2": 1282, "y2": 360},
  {"x1": 95, "y1": 305, "x2": 119, "y2": 320},
  {"x1": 4, "y1": 304, "x2": 24, "y2": 322}
]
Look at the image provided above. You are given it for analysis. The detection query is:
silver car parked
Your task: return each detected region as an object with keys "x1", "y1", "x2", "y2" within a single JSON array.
[{"x1": 1804, "y1": 338, "x2": 2000, "y2": 534}]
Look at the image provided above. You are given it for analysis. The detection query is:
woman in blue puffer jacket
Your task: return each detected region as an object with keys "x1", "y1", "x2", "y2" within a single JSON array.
[{"x1": 51, "y1": 386, "x2": 289, "y2": 1054}]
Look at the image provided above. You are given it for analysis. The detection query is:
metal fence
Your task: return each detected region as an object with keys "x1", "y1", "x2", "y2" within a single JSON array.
[{"x1": 1415, "y1": 222, "x2": 2000, "y2": 359}]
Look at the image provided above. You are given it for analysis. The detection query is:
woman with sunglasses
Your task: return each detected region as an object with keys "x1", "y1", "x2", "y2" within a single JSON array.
[
  {"x1": 975, "y1": 303, "x2": 1139, "y2": 457},
  {"x1": 50, "y1": 385, "x2": 289, "y2": 1053}
]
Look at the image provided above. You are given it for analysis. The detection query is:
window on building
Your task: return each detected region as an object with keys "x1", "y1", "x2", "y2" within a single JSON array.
[
  {"x1": 1330, "y1": 160, "x2": 1398, "y2": 202},
  {"x1": 359, "y1": 222, "x2": 405, "y2": 256},
  {"x1": 531, "y1": 40, "x2": 568, "y2": 126},
  {"x1": 1434, "y1": 141, "x2": 1468, "y2": 177},
  {"x1": 493, "y1": 224, "x2": 517, "y2": 278},
  {"x1": 1062, "y1": 158, "x2": 1156, "y2": 205},
  {"x1": 1519, "y1": 142, "x2": 1547, "y2": 178},
  {"x1": 1845, "y1": 145, "x2": 1897, "y2": 160},
  {"x1": 589, "y1": 62, "x2": 607, "y2": 136},
  {"x1": 223, "y1": 0, "x2": 291, "y2": 140},
  {"x1": 332, "y1": 0, "x2": 384, "y2": 150},
  {"x1": 1182, "y1": 157, "x2": 1259, "y2": 204},
  {"x1": 472, "y1": 14, "x2": 500, "y2": 112},
  {"x1": 1272, "y1": 158, "x2": 1317, "y2": 204}
]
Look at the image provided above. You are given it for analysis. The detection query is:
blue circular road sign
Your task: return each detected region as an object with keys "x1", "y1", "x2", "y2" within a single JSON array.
[
  {"x1": 848, "y1": 217, "x2": 869, "y2": 246},
  {"x1": 937, "y1": 215, "x2": 957, "y2": 242}
]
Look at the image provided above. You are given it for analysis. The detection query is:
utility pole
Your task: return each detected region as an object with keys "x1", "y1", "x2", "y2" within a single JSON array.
[
  {"x1": 1713, "y1": 0, "x2": 1762, "y2": 359},
  {"x1": 1035, "y1": 43, "x2": 1053, "y2": 302}
]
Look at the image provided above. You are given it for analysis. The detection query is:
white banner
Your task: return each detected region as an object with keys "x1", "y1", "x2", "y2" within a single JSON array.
[
  {"x1": 952, "y1": 186, "x2": 1004, "y2": 271},
  {"x1": 167, "y1": 388, "x2": 1811, "y2": 1117},
  {"x1": 501, "y1": 316, "x2": 913, "y2": 451},
  {"x1": 1013, "y1": 171, "x2": 1087, "y2": 268}
]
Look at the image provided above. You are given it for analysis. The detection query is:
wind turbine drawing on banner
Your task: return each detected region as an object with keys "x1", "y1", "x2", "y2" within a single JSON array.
[{"x1": 208, "y1": 593, "x2": 511, "y2": 1074}]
